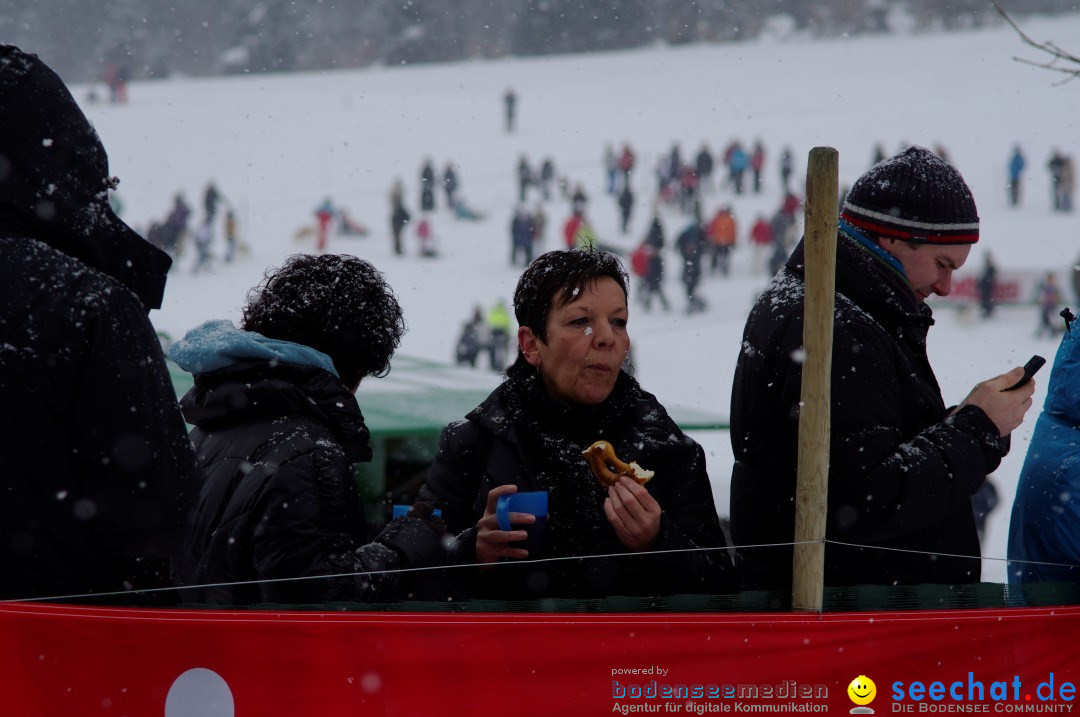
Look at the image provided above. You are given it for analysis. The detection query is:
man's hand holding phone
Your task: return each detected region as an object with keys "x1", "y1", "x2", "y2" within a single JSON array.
[{"x1": 957, "y1": 356, "x2": 1042, "y2": 437}]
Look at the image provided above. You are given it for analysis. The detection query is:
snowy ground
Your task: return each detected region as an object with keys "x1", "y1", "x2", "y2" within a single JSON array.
[{"x1": 77, "y1": 13, "x2": 1080, "y2": 584}]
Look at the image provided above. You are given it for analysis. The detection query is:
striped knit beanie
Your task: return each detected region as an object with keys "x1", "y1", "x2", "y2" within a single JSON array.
[{"x1": 841, "y1": 146, "x2": 979, "y2": 245}]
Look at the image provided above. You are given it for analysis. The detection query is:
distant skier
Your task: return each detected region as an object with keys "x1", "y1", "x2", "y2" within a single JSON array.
[
  {"x1": 1007, "y1": 145, "x2": 1026, "y2": 207},
  {"x1": 503, "y1": 87, "x2": 517, "y2": 132},
  {"x1": 417, "y1": 214, "x2": 437, "y2": 258},
  {"x1": 420, "y1": 159, "x2": 436, "y2": 212},
  {"x1": 487, "y1": 300, "x2": 512, "y2": 371},
  {"x1": 637, "y1": 214, "x2": 669, "y2": 312},
  {"x1": 454, "y1": 307, "x2": 487, "y2": 368},
  {"x1": 978, "y1": 253, "x2": 998, "y2": 319},
  {"x1": 389, "y1": 180, "x2": 410, "y2": 256},
  {"x1": 224, "y1": 210, "x2": 238, "y2": 263},
  {"x1": 453, "y1": 197, "x2": 486, "y2": 221},
  {"x1": 617, "y1": 183, "x2": 634, "y2": 234},
  {"x1": 166, "y1": 193, "x2": 192, "y2": 257},
  {"x1": 203, "y1": 181, "x2": 222, "y2": 232},
  {"x1": 618, "y1": 143, "x2": 636, "y2": 190},
  {"x1": 314, "y1": 198, "x2": 335, "y2": 252},
  {"x1": 604, "y1": 143, "x2": 618, "y2": 194},
  {"x1": 510, "y1": 206, "x2": 535, "y2": 267},
  {"x1": 103, "y1": 60, "x2": 129, "y2": 104},
  {"x1": 562, "y1": 209, "x2": 594, "y2": 250},
  {"x1": 728, "y1": 141, "x2": 749, "y2": 195},
  {"x1": 706, "y1": 206, "x2": 736, "y2": 276},
  {"x1": 443, "y1": 163, "x2": 459, "y2": 210},
  {"x1": 570, "y1": 184, "x2": 588, "y2": 215},
  {"x1": 517, "y1": 155, "x2": 532, "y2": 203},
  {"x1": 779, "y1": 146, "x2": 794, "y2": 192},
  {"x1": 538, "y1": 158, "x2": 555, "y2": 201},
  {"x1": 676, "y1": 211, "x2": 707, "y2": 314},
  {"x1": 192, "y1": 223, "x2": 213, "y2": 273},
  {"x1": 1035, "y1": 272, "x2": 1063, "y2": 337},
  {"x1": 531, "y1": 203, "x2": 547, "y2": 249},
  {"x1": 695, "y1": 144, "x2": 714, "y2": 195},
  {"x1": 749, "y1": 214, "x2": 773, "y2": 276},
  {"x1": 750, "y1": 141, "x2": 766, "y2": 194}
]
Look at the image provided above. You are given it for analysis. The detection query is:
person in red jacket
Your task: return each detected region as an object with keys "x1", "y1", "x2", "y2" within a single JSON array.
[
  {"x1": 750, "y1": 141, "x2": 766, "y2": 194},
  {"x1": 749, "y1": 214, "x2": 773, "y2": 276},
  {"x1": 618, "y1": 143, "x2": 636, "y2": 189},
  {"x1": 314, "y1": 198, "x2": 335, "y2": 252},
  {"x1": 563, "y1": 209, "x2": 594, "y2": 249}
]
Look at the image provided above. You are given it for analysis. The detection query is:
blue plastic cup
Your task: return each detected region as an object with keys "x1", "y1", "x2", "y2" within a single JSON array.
[
  {"x1": 495, "y1": 491, "x2": 549, "y2": 556},
  {"x1": 392, "y1": 505, "x2": 441, "y2": 520},
  {"x1": 495, "y1": 491, "x2": 548, "y2": 530}
]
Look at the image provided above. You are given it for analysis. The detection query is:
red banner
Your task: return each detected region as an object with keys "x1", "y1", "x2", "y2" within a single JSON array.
[{"x1": 2, "y1": 602, "x2": 1078, "y2": 716}]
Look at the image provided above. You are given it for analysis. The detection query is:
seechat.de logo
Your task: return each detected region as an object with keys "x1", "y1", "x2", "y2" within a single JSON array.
[{"x1": 849, "y1": 675, "x2": 878, "y2": 714}]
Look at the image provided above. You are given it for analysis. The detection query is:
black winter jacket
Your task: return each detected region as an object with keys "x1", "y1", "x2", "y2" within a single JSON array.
[
  {"x1": 176, "y1": 359, "x2": 442, "y2": 605},
  {"x1": 730, "y1": 232, "x2": 1005, "y2": 590},
  {"x1": 0, "y1": 238, "x2": 197, "y2": 601},
  {"x1": 420, "y1": 372, "x2": 736, "y2": 601},
  {"x1": 0, "y1": 45, "x2": 196, "y2": 602}
]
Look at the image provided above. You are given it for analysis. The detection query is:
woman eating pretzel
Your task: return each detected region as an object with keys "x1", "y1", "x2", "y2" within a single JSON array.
[{"x1": 419, "y1": 249, "x2": 736, "y2": 600}]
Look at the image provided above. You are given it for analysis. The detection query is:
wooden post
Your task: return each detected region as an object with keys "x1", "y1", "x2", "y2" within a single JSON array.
[{"x1": 792, "y1": 147, "x2": 839, "y2": 612}]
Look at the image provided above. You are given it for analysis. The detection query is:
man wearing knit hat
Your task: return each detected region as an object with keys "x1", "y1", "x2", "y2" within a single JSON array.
[
  {"x1": 0, "y1": 46, "x2": 197, "y2": 601},
  {"x1": 729, "y1": 146, "x2": 1035, "y2": 593}
]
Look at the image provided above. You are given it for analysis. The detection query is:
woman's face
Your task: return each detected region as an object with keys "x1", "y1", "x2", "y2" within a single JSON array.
[{"x1": 519, "y1": 276, "x2": 630, "y2": 405}]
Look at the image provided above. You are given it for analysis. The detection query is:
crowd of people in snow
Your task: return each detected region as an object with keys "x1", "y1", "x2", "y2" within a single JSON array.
[
  {"x1": 279, "y1": 99, "x2": 1075, "y2": 336},
  {"x1": 141, "y1": 181, "x2": 246, "y2": 273},
  {"x1": 6, "y1": 48, "x2": 1080, "y2": 611},
  {"x1": 490, "y1": 136, "x2": 813, "y2": 317}
]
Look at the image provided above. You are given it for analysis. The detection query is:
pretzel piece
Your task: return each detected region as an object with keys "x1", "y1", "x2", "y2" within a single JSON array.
[{"x1": 582, "y1": 440, "x2": 654, "y2": 487}]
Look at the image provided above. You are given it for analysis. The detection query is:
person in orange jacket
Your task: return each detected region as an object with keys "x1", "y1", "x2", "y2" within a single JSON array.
[{"x1": 706, "y1": 206, "x2": 737, "y2": 276}]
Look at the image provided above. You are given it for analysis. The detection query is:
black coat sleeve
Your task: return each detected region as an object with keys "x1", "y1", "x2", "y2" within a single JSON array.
[{"x1": 250, "y1": 450, "x2": 441, "y2": 604}]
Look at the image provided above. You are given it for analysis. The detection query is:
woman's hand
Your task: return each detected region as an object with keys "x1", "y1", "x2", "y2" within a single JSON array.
[
  {"x1": 604, "y1": 476, "x2": 661, "y2": 552},
  {"x1": 476, "y1": 484, "x2": 533, "y2": 565}
]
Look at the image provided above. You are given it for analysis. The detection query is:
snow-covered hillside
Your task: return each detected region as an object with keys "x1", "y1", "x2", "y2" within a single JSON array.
[{"x1": 78, "y1": 13, "x2": 1080, "y2": 583}]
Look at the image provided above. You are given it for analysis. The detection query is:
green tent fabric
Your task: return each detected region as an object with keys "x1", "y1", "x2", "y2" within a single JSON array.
[{"x1": 166, "y1": 353, "x2": 729, "y2": 439}]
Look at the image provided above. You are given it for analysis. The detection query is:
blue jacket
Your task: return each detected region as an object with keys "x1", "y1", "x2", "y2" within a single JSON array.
[
  {"x1": 1007, "y1": 327, "x2": 1080, "y2": 583},
  {"x1": 1008, "y1": 150, "x2": 1026, "y2": 181}
]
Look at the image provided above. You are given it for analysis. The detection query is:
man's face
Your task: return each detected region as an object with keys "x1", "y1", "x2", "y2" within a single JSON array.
[{"x1": 880, "y1": 239, "x2": 972, "y2": 302}]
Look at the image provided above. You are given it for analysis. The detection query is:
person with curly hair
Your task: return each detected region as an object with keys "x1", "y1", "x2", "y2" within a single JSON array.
[{"x1": 170, "y1": 254, "x2": 445, "y2": 605}]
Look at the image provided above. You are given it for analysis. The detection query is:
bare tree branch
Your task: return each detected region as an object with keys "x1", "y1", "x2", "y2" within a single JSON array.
[{"x1": 993, "y1": 1, "x2": 1080, "y2": 82}]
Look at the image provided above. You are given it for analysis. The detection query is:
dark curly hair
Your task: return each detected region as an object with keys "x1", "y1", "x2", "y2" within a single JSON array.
[
  {"x1": 507, "y1": 248, "x2": 628, "y2": 379},
  {"x1": 241, "y1": 254, "x2": 406, "y2": 387}
]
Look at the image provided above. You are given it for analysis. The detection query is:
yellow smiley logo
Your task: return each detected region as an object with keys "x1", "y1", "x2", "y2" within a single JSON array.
[{"x1": 848, "y1": 675, "x2": 877, "y2": 706}]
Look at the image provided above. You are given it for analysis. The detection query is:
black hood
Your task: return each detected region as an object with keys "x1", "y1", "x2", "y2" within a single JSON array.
[{"x1": 0, "y1": 45, "x2": 171, "y2": 310}]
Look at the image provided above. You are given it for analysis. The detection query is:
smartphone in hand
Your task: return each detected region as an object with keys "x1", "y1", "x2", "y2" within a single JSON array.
[{"x1": 1003, "y1": 355, "x2": 1046, "y2": 391}]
